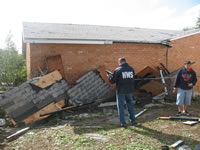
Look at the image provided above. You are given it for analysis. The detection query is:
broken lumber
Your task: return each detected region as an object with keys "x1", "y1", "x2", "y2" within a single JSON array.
[
  {"x1": 160, "y1": 63, "x2": 170, "y2": 74},
  {"x1": 169, "y1": 140, "x2": 184, "y2": 149},
  {"x1": 136, "y1": 66, "x2": 160, "y2": 78},
  {"x1": 40, "y1": 98, "x2": 110, "y2": 117},
  {"x1": 159, "y1": 116, "x2": 200, "y2": 121},
  {"x1": 23, "y1": 100, "x2": 65, "y2": 124},
  {"x1": 40, "y1": 105, "x2": 76, "y2": 117},
  {"x1": 183, "y1": 121, "x2": 199, "y2": 126},
  {"x1": 6, "y1": 127, "x2": 30, "y2": 141},
  {"x1": 135, "y1": 109, "x2": 147, "y2": 118},
  {"x1": 33, "y1": 70, "x2": 62, "y2": 88}
]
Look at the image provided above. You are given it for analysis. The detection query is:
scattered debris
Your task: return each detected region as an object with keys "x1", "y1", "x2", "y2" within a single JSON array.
[
  {"x1": 83, "y1": 133, "x2": 109, "y2": 142},
  {"x1": 0, "y1": 69, "x2": 113, "y2": 125},
  {"x1": 0, "y1": 71, "x2": 69, "y2": 124},
  {"x1": 0, "y1": 118, "x2": 5, "y2": 126},
  {"x1": 24, "y1": 100, "x2": 65, "y2": 124},
  {"x1": 159, "y1": 116, "x2": 200, "y2": 121},
  {"x1": 33, "y1": 70, "x2": 62, "y2": 88},
  {"x1": 6, "y1": 127, "x2": 30, "y2": 141},
  {"x1": 144, "y1": 103, "x2": 164, "y2": 108},
  {"x1": 40, "y1": 98, "x2": 109, "y2": 117},
  {"x1": 176, "y1": 145, "x2": 192, "y2": 150},
  {"x1": 67, "y1": 71, "x2": 112, "y2": 106},
  {"x1": 139, "y1": 80, "x2": 165, "y2": 96},
  {"x1": 135, "y1": 109, "x2": 147, "y2": 118},
  {"x1": 183, "y1": 121, "x2": 199, "y2": 126},
  {"x1": 169, "y1": 140, "x2": 184, "y2": 149},
  {"x1": 98, "y1": 102, "x2": 116, "y2": 107}
]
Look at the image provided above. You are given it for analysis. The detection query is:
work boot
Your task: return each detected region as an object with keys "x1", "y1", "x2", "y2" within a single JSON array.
[
  {"x1": 120, "y1": 123, "x2": 127, "y2": 128},
  {"x1": 131, "y1": 121, "x2": 141, "y2": 126}
]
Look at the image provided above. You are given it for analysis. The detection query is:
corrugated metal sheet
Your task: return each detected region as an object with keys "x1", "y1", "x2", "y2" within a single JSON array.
[{"x1": 23, "y1": 22, "x2": 184, "y2": 44}]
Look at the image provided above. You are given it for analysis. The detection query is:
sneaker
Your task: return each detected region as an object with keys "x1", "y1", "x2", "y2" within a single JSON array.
[
  {"x1": 176, "y1": 111, "x2": 182, "y2": 116},
  {"x1": 131, "y1": 121, "x2": 141, "y2": 126},
  {"x1": 184, "y1": 111, "x2": 191, "y2": 116}
]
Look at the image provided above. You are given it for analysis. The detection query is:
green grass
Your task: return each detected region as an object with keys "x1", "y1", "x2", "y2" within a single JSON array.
[{"x1": 2, "y1": 104, "x2": 200, "y2": 150}]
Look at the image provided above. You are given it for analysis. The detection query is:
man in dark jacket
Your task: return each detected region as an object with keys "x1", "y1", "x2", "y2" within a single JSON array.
[
  {"x1": 174, "y1": 61, "x2": 197, "y2": 115},
  {"x1": 107, "y1": 58, "x2": 139, "y2": 127}
]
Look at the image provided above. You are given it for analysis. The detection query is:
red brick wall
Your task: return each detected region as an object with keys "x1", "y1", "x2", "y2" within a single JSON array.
[
  {"x1": 27, "y1": 43, "x2": 167, "y2": 85},
  {"x1": 168, "y1": 33, "x2": 200, "y2": 91}
]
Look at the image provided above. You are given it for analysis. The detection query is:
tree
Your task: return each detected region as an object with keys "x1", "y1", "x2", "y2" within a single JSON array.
[
  {"x1": 5, "y1": 30, "x2": 17, "y2": 51},
  {"x1": 0, "y1": 32, "x2": 27, "y2": 88},
  {"x1": 183, "y1": 14, "x2": 200, "y2": 30},
  {"x1": 196, "y1": 15, "x2": 200, "y2": 29}
]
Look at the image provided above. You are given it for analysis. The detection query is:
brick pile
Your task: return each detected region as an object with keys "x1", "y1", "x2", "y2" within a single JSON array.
[{"x1": 67, "y1": 71, "x2": 112, "y2": 106}]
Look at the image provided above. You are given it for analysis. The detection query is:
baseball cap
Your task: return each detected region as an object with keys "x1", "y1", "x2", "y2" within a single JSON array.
[{"x1": 184, "y1": 61, "x2": 192, "y2": 65}]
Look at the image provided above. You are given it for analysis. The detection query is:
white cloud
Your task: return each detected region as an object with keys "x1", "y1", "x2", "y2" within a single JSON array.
[{"x1": 0, "y1": 0, "x2": 200, "y2": 51}]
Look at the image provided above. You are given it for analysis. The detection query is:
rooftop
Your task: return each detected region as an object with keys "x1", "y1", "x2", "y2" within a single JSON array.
[{"x1": 23, "y1": 22, "x2": 200, "y2": 45}]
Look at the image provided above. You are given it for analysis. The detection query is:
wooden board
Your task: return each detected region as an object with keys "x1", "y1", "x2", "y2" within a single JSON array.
[
  {"x1": 169, "y1": 140, "x2": 184, "y2": 149},
  {"x1": 140, "y1": 80, "x2": 165, "y2": 96},
  {"x1": 33, "y1": 70, "x2": 62, "y2": 88},
  {"x1": 23, "y1": 100, "x2": 65, "y2": 124},
  {"x1": 136, "y1": 66, "x2": 160, "y2": 78},
  {"x1": 10, "y1": 119, "x2": 17, "y2": 126},
  {"x1": 183, "y1": 121, "x2": 198, "y2": 126},
  {"x1": 6, "y1": 127, "x2": 30, "y2": 140}
]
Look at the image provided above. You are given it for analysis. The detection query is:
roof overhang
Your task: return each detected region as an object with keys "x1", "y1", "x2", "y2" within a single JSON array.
[
  {"x1": 24, "y1": 39, "x2": 113, "y2": 44},
  {"x1": 170, "y1": 31, "x2": 200, "y2": 41}
]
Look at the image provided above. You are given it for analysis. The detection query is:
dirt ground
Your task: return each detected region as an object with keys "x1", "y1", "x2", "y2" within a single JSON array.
[{"x1": 0, "y1": 99, "x2": 200, "y2": 150}]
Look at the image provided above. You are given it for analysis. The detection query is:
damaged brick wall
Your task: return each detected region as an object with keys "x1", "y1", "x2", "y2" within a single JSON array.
[
  {"x1": 26, "y1": 43, "x2": 167, "y2": 85},
  {"x1": 168, "y1": 33, "x2": 200, "y2": 92}
]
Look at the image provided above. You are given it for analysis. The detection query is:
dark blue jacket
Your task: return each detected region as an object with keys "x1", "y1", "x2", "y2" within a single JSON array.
[
  {"x1": 108, "y1": 63, "x2": 135, "y2": 94},
  {"x1": 174, "y1": 67, "x2": 197, "y2": 90}
]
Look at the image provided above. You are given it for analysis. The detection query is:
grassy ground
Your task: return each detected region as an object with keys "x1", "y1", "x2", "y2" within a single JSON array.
[{"x1": 1, "y1": 100, "x2": 200, "y2": 150}]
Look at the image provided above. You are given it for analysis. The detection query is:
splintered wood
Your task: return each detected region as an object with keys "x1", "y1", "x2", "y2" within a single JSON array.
[
  {"x1": 33, "y1": 70, "x2": 62, "y2": 88},
  {"x1": 23, "y1": 100, "x2": 65, "y2": 124}
]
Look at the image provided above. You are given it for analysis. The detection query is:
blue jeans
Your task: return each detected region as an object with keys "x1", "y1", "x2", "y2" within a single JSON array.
[{"x1": 116, "y1": 93, "x2": 135, "y2": 125}]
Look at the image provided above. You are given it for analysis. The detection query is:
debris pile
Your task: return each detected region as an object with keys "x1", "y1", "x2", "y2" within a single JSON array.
[
  {"x1": 134, "y1": 63, "x2": 180, "y2": 104},
  {"x1": 0, "y1": 72, "x2": 69, "y2": 124},
  {"x1": 67, "y1": 71, "x2": 112, "y2": 106},
  {"x1": 0, "y1": 63, "x2": 181, "y2": 125},
  {"x1": 0, "y1": 70, "x2": 112, "y2": 125}
]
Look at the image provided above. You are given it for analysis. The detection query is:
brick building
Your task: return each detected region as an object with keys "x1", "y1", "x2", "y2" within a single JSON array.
[{"x1": 22, "y1": 22, "x2": 200, "y2": 92}]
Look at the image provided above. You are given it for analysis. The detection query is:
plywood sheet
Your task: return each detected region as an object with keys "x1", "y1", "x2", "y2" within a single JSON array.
[
  {"x1": 136, "y1": 66, "x2": 160, "y2": 78},
  {"x1": 33, "y1": 70, "x2": 62, "y2": 88}
]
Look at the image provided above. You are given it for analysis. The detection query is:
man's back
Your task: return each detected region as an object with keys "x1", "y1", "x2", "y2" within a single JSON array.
[{"x1": 110, "y1": 63, "x2": 135, "y2": 94}]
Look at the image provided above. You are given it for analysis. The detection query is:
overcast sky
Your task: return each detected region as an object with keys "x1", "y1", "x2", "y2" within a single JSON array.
[{"x1": 0, "y1": 0, "x2": 200, "y2": 51}]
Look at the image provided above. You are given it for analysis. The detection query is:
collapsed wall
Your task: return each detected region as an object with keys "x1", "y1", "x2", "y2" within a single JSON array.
[
  {"x1": 0, "y1": 78, "x2": 69, "y2": 123},
  {"x1": 0, "y1": 70, "x2": 112, "y2": 124},
  {"x1": 67, "y1": 71, "x2": 112, "y2": 106}
]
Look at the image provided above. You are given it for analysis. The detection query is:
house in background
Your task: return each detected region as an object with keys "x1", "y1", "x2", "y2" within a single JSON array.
[{"x1": 22, "y1": 22, "x2": 200, "y2": 92}]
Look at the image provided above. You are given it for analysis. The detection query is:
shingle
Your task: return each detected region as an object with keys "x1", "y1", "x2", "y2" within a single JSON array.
[{"x1": 23, "y1": 22, "x2": 185, "y2": 44}]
